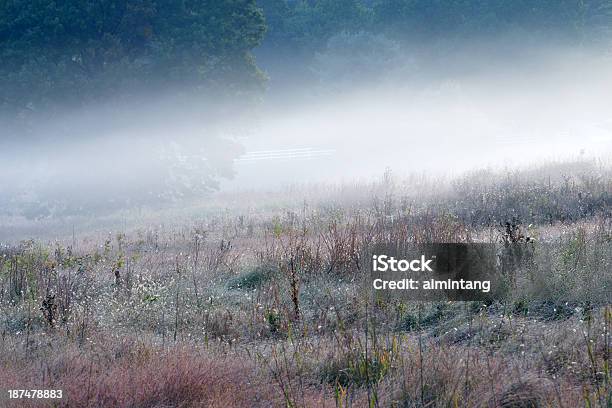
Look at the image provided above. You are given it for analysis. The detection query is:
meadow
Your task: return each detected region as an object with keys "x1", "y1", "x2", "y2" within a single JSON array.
[{"x1": 0, "y1": 159, "x2": 610, "y2": 407}]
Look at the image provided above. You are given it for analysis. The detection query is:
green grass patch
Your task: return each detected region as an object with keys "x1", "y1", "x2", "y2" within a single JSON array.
[{"x1": 227, "y1": 265, "x2": 276, "y2": 290}]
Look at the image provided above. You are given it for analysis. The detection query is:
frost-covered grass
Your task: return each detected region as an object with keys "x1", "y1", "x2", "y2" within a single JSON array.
[{"x1": 0, "y1": 160, "x2": 610, "y2": 407}]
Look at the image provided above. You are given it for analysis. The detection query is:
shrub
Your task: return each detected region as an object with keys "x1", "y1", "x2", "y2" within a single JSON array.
[{"x1": 228, "y1": 265, "x2": 276, "y2": 290}]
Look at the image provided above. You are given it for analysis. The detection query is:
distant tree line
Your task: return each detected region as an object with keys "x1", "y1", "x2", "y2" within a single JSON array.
[
  {"x1": 2, "y1": 0, "x2": 611, "y2": 124},
  {"x1": 254, "y1": 0, "x2": 612, "y2": 91},
  {"x1": 258, "y1": 0, "x2": 612, "y2": 55}
]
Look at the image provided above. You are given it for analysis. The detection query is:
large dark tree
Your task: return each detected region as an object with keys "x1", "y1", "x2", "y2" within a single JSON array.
[
  {"x1": 0, "y1": 1, "x2": 267, "y2": 218},
  {"x1": 0, "y1": 0, "x2": 267, "y2": 119}
]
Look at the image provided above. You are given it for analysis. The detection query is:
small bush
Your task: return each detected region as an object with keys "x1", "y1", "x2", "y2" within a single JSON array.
[
  {"x1": 396, "y1": 313, "x2": 419, "y2": 332},
  {"x1": 320, "y1": 348, "x2": 393, "y2": 388},
  {"x1": 227, "y1": 265, "x2": 276, "y2": 290}
]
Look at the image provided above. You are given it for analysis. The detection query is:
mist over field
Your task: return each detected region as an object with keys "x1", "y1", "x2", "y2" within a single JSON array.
[
  {"x1": 0, "y1": 3, "x2": 611, "y2": 407},
  {"x1": 3, "y1": 0, "x2": 612, "y2": 214},
  {"x1": 234, "y1": 46, "x2": 612, "y2": 188},
  {"x1": 2, "y1": 42, "x2": 612, "y2": 222}
]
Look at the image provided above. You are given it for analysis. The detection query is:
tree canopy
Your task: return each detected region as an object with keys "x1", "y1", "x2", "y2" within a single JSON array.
[
  {"x1": 258, "y1": 0, "x2": 612, "y2": 55},
  {"x1": 3, "y1": 0, "x2": 611, "y2": 119},
  {"x1": 0, "y1": 0, "x2": 266, "y2": 118}
]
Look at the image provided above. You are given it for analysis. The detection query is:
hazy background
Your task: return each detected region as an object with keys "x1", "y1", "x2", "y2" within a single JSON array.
[
  {"x1": 230, "y1": 45, "x2": 612, "y2": 188},
  {"x1": 1, "y1": 0, "x2": 612, "y2": 231}
]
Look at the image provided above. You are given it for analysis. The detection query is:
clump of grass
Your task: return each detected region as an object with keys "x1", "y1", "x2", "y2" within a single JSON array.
[
  {"x1": 320, "y1": 347, "x2": 393, "y2": 388},
  {"x1": 396, "y1": 312, "x2": 419, "y2": 332},
  {"x1": 227, "y1": 265, "x2": 276, "y2": 290},
  {"x1": 265, "y1": 308, "x2": 282, "y2": 334},
  {"x1": 494, "y1": 376, "x2": 554, "y2": 408},
  {"x1": 531, "y1": 300, "x2": 576, "y2": 321}
]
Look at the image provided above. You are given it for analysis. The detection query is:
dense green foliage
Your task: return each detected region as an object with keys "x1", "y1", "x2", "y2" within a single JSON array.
[
  {"x1": 3, "y1": 0, "x2": 611, "y2": 117},
  {"x1": 373, "y1": 0, "x2": 612, "y2": 38},
  {"x1": 250, "y1": 0, "x2": 612, "y2": 89},
  {"x1": 0, "y1": 0, "x2": 266, "y2": 115},
  {"x1": 258, "y1": 0, "x2": 371, "y2": 52},
  {"x1": 258, "y1": 0, "x2": 612, "y2": 56}
]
